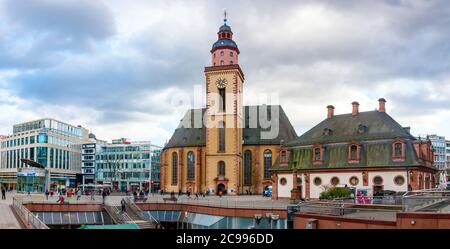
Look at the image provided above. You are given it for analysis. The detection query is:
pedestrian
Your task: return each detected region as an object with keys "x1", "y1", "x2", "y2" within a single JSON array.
[
  {"x1": 45, "y1": 190, "x2": 49, "y2": 200},
  {"x1": 90, "y1": 190, "x2": 95, "y2": 201},
  {"x1": 120, "y1": 198, "x2": 126, "y2": 213},
  {"x1": 77, "y1": 189, "x2": 82, "y2": 201},
  {"x1": 56, "y1": 195, "x2": 65, "y2": 205},
  {"x1": 1, "y1": 187, "x2": 6, "y2": 200},
  {"x1": 102, "y1": 189, "x2": 107, "y2": 205},
  {"x1": 178, "y1": 189, "x2": 182, "y2": 197},
  {"x1": 194, "y1": 193, "x2": 199, "y2": 200}
]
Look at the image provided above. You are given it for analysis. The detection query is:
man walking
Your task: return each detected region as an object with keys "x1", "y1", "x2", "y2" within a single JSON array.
[
  {"x1": 45, "y1": 190, "x2": 49, "y2": 200},
  {"x1": 120, "y1": 198, "x2": 126, "y2": 213},
  {"x1": 102, "y1": 189, "x2": 107, "y2": 205},
  {"x1": 1, "y1": 187, "x2": 6, "y2": 200}
]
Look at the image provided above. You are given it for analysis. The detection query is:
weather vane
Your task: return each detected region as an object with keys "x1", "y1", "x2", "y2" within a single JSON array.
[{"x1": 223, "y1": 8, "x2": 227, "y2": 24}]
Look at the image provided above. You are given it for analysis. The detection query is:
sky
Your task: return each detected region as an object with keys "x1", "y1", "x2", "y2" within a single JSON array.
[{"x1": 0, "y1": 0, "x2": 449, "y2": 145}]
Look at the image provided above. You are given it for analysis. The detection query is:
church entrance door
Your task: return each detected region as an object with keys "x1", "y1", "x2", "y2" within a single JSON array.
[{"x1": 217, "y1": 183, "x2": 226, "y2": 196}]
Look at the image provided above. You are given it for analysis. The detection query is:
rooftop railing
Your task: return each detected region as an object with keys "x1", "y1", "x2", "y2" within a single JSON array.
[{"x1": 139, "y1": 194, "x2": 289, "y2": 210}]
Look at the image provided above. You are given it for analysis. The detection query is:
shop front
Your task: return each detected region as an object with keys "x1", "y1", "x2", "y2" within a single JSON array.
[
  {"x1": 16, "y1": 168, "x2": 46, "y2": 193},
  {"x1": 0, "y1": 177, "x2": 17, "y2": 191}
]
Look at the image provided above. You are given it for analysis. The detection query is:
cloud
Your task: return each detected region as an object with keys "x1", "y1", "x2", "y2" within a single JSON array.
[{"x1": 0, "y1": 0, "x2": 449, "y2": 144}]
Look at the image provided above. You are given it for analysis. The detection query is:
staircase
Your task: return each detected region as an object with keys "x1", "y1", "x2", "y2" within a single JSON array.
[{"x1": 124, "y1": 197, "x2": 162, "y2": 229}]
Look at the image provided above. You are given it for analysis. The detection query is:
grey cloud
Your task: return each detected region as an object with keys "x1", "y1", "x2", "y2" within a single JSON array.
[{"x1": 0, "y1": 0, "x2": 116, "y2": 69}]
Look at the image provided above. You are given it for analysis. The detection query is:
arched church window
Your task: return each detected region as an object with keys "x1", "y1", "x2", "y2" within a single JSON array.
[
  {"x1": 244, "y1": 150, "x2": 252, "y2": 186},
  {"x1": 171, "y1": 152, "x2": 178, "y2": 185},
  {"x1": 263, "y1": 150, "x2": 272, "y2": 179},
  {"x1": 187, "y1": 151, "x2": 195, "y2": 180},
  {"x1": 218, "y1": 161, "x2": 225, "y2": 176},
  {"x1": 218, "y1": 121, "x2": 225, "y2": 152}
]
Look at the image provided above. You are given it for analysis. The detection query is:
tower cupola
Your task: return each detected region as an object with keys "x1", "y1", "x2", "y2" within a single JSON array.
[{"x1": 211, "y1": 10, "x2": 239, "y2": 66}]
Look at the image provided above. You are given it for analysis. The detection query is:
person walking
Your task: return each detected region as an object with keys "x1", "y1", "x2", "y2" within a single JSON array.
[
  {"x1": 120, "y1": 198, "x2": 126, "y2": 213},
  {"x1": 1, "y1": 187, "x2": 6, "y2": 200},
  {"x1": 90, "y1": 190, "x2": 95, "y2": 201},
  {"x1": 56, "y1": 195, "x2": 65, "y2": 205},
  {"x1": 77, "y1": 189, "x2": 82, "y2": 201},
  {"x1": 102, "y1": 189, "x2": 107, "y2": 205},
  {"x1": 45, "y1": 190, "x2": 49, "y2": 200}
]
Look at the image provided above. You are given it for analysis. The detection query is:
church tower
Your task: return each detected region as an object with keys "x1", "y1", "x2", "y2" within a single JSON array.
[{"x1": 204, "y1": 13, "x2": 244, "y2": 195}]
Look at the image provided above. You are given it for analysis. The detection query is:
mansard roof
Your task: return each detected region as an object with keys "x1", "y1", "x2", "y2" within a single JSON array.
[{"x1": 288, "y1": 110, "x2": 414, "y2": 146}]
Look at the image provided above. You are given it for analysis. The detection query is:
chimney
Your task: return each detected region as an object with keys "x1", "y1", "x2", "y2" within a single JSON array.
[
  {"x1": 327, "y1": 105, "x2": 335, "y2": 119},
  {"x1": 378, "y1": 98, "x2": 386, "y2": 113},
  {"x1": 351, "y1": 101, "x2": 359, "y2": 116}
]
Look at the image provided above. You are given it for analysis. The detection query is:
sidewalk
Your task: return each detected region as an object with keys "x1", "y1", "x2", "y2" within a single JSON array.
[{"x1": 0, "y1": 193, "x2": 22, "y2": 229}]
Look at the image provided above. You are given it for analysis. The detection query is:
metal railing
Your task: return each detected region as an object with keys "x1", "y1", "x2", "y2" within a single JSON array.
[
  {"x1": 291, "y1": 201, "x2": 398, "y2": 221},
  {"x1": 138, "y1": 195, "x2": 289, "y2": 210},
  {"x1": 124, "y1": 197, "x2": 161, "y2": 228},
  {"x1": 401, "y1": 190, "x2": 450, "y2": 211},
  {"x1": 104, "y1": 205, "x2": 136, "y2": 225},
  {"x1": 11, "y1": 197, "x2": 49, "y2": 229}
]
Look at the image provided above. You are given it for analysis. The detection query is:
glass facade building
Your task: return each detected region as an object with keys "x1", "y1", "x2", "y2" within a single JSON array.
[
  {"x1": 95, "y1": 139, "x2": 161, "y2": 192},
  {"x1": 427, "y1": 135, "x2": 447, "y2": 170},
  {"x1": 0, "y1": 118, "x2": 89, "y2": 192}
]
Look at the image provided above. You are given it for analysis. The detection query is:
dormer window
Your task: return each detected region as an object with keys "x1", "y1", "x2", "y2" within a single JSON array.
[
  {"x1": 220, "y1": 51, "x2": 224, "y2": 56},
  {"x1": 392, "y1": 139, "x2": 405, "y2": 161},
  {"x1": 350, "y1": 145, "x2": 357, "y2": 160},
  {"x1": 394, "y1": 143, "x2": 402, "y2": 157},
  {"x1": 281, "y1": 150, "x2": 287, "y2": 162},
  {"x1": 312, "y1": 145, "x2": 324, "y2": 165},
  {"x1": 323, "y1": 128, "x2": 333, "y2": 136},
  {"x1": 314, "y1": 148, "x2": 321, "y2": 161},
  {"x1": 347, "y1": 143, "x2": 361, "y2": 163},
  {"x1": 230, "y1": 51, "x2": 234, "y2": 57},
  {"x1": 358, "y1": 124, "x2": 368, "y2": 134}
]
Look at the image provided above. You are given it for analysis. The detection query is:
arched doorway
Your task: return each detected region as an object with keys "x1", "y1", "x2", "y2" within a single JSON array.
[{"x1": 217, "y1": 183, "x2": 226, "y2": 195}]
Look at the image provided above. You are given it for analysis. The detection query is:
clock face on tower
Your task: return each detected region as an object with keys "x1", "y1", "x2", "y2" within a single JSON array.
[{"x1": 215, "y1": 78, "x2": 228, "y2": 89}]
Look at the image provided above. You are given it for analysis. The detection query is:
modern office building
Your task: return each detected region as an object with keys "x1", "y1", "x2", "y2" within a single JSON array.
[
  {"x1": 81, "y1": 133, "x2": 107, "y2": 189},
  {"x1": 0, "y1": 118, "x2": 89, "y2": 192},
  {"x1": 446, "y1": 140, "x2": 450, "y2": 170},
  {"x1": 426, "y1": 135, "x2": 447, "y2": 170},
  {"x1": 95, "y1": 138, "x2": 162, "y2": 192}
]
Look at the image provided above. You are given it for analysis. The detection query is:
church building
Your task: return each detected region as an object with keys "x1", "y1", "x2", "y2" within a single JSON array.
[
  {"x1": 160, "y1": 16, "x2": 297, "y2": 195},
  {"x1": 160, "y1": 15, "x2": 437, "y2": 198}
]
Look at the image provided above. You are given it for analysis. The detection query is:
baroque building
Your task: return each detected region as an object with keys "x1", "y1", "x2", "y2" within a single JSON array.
[
  {"x1": 160, "y1": 17, "x2": 297, "y2": 195},
  {"x1": 272, "y1": 99, "x2": 437, "y2": 199}
]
